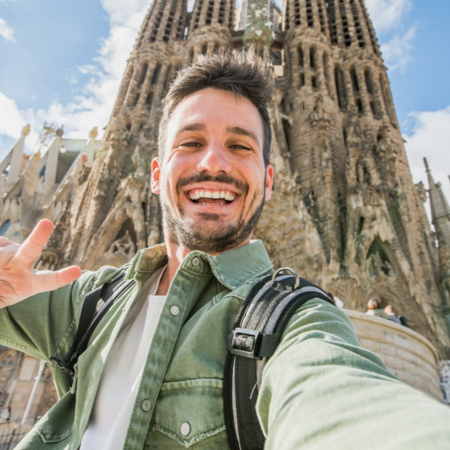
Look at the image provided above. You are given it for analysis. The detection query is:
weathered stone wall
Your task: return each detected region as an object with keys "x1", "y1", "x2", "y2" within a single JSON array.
[{"x1": 346, "y1": 310, "x2": 442, "y2": 401}]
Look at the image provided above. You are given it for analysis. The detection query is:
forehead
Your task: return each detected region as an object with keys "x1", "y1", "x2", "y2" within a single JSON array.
[{"x1": 166, "y1": 88, "x2": 264, "y2": 139}]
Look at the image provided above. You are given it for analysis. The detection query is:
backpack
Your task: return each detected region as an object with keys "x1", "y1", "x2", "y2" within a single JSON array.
[{"x1": 51, "y1": 267, "x2": 335, "y2": 449}]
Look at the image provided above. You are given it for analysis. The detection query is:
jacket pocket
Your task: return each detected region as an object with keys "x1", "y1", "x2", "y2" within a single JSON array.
[
  {"x1": 36, "y1": 391, "x2": 75, "y2": 444},
  {"x1": 150, "y1": 378, "x2": 227, "y2": 448}
]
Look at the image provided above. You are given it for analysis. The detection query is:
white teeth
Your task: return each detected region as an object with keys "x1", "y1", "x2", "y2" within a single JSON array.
[{"x1": 189, "y1": 190, "x2": 237, "y2": 201}]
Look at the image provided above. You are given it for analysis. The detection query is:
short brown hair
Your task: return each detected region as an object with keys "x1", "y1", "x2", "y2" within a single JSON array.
[{"x1": 158, "y1": 51, "x2": 275, "y2": 165}]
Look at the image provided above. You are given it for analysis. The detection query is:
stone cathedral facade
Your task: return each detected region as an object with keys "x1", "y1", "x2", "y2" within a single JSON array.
[{"x1": 1, "y1": 0, "x2": 450, "y2": 422}]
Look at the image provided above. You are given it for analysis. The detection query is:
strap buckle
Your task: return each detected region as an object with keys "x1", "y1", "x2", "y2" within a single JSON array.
[
  {"x1": 271, "y1": 267, "x2": 300, "y2": 289},
  {"x1": 229, "y1": 328, "x2": 262, "y2": 359}
]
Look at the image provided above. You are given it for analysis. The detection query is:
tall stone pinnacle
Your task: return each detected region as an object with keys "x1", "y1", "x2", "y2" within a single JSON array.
[{"x1": 243, "y1": 0, "x2": 274, "y2": 53}]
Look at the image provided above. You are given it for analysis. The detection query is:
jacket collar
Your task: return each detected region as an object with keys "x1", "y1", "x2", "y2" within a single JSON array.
[{"x1": 129, "y1": 240, "x2": 273, "y2": 290}]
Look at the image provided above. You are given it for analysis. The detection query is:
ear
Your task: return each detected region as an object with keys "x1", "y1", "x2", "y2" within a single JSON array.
[
  {"x1": 151, "y1": 158, "x2": 161, "y2": 194},
  {"x1": 265, "y1": 164, "x2": 274, "y2": 200}
]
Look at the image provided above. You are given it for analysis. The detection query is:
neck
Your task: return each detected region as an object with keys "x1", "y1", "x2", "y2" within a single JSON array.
[{"x1": 155, "y1": 231, "x2": 253, "y2": 296}]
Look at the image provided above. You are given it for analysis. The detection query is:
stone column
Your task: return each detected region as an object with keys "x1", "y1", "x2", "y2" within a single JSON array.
[
  {"x1": 43, "y1": 136, "x2": 62, "y2": 195},
  {"x1": 7, "y1": 133, "x2": 27, "y2": 184}
]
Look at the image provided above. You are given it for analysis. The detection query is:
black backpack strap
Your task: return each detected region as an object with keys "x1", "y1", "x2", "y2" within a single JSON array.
[
  {"x1": 224, "y1": 267, "x2": 335, "y2": 450},
  {"x1": 51, "y1": 275, "x2": 136, "y2": 376}
]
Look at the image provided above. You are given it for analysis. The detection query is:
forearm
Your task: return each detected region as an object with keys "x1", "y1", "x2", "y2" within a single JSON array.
[{"x1": 257, "y1": 300, "x2": 450, "y2": 449}]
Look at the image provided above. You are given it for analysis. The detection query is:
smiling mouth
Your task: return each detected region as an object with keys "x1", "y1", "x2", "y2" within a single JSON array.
[{"x1": 187, "y1": 189, "x2": 237, "y2": 205}]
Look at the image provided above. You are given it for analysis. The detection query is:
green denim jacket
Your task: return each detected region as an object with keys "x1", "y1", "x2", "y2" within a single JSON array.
[{"x1": 1, "y1": 240, "x2": 450, "y2": 449}]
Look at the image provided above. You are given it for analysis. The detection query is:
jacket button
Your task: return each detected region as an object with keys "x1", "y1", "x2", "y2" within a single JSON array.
[
  {"x1": 170, "y1": 306, "x2": 180, "y2": 316},
  {"x1": 192, "y1": 257, "x2": 200, "y2": 267},
  {"x1": 141, "y1": 399, "x2": 151, "y2": 412},
  {"x1": 180, "y1": 422, "x2": 191, "y2": 436}
]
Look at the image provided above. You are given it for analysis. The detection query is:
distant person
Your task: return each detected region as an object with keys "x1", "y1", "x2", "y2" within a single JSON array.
[
  {"x1": 384, "y1": 304, "x2": 401, "y2": 324},
  {"x1": 366, "y1": 298, "x2": 390, "y2": 319}
]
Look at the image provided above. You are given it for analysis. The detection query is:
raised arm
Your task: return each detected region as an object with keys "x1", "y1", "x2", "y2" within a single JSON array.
[{"x1": 0, "y1": 219, "x2": 82, "y2": 308}]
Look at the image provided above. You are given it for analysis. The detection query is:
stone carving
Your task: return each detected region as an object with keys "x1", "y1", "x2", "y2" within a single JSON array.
[
  {"x1": 105, "y1": 230, "x2": 136, "y2": 259},
  {"x1": 89, "y1": 127, "x2": 98, "y2": 139},
  {"x1": 415, "y1": 182, "x2": 428, "y2": 203},
  {"x1": 21, "y1": 124, "x2": 31, "y2": 136}
]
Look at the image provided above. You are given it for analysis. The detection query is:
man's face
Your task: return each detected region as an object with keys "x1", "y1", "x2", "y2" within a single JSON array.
[{"x1": 151, "y1": 88, "x2": 274, "y2": 254}]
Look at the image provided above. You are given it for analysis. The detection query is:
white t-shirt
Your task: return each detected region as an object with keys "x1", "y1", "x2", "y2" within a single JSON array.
[{"x1": 80, "y1": 266, "x2": 166, "y2": 450}]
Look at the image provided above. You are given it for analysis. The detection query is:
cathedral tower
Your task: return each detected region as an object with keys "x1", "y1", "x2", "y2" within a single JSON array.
[{"x1": 12, "y1": 0, "x2": 449, "y2": 356}]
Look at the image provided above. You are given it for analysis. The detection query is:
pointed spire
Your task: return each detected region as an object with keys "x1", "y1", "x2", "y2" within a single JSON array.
[
  {"x1": 424, "y1": 157, "x2": 450, "y2": 249},
  {"x1": 243, "y1": 0, "x2": 274, "y2": 53},
  {"x1": 0, "y1": 125, "x2": 30, "y2": 184}
]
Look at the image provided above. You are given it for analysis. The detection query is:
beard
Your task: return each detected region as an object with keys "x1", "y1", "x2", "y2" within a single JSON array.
[{"x1": 160, "y1": 172, "x2": 266, "y2": 254}]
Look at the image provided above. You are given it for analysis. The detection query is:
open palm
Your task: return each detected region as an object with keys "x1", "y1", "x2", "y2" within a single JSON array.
[{"x1": 0, "y1": 219, "x2": 82, "y2": 308}]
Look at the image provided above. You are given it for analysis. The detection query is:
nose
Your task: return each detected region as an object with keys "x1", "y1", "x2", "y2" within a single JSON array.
[{"x1": 196, "y1": 142, "x2": 232, "y2": 174}]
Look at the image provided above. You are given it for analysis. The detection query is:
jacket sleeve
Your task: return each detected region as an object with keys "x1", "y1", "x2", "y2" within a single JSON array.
[
  {"x1": 0, "y1": 265, "x2": 121, "y2": 362},
  {"x1": 257, "y1": 298, "x2": 450, "y2": 450}
]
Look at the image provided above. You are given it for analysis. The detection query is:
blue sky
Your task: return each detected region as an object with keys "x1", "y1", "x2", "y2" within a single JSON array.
[{"x1": 0, "y1": 0, "x2": 449, "y2": 200}]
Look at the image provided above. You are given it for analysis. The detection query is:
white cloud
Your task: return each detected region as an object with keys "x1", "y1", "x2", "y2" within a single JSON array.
[
  {"x1": 404, "y1": 106, "x2": 450, "y2": 201},
  {"x1": 0, "y1": 92, "x2": 39, "y2": 158},
  {"x1": 0, "y1": 16, "x2": 16, "y2": 42},
  {"x1": 365, "y1": 0, "x2": 416, "y2": 72},
  {"x1": 380, "y1": 25, "x2": 416, "y2": 72},
  {"x1": 365, "y1": 0, "x2": 411, "y2": 34},
  {"x1": 0, "y1": 0, "x2": 150, "y2": 158}
]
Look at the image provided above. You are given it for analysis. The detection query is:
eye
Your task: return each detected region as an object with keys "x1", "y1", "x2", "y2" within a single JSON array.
[
  {"x1": 179, "y1": 141, "x2": 202, "y2": 148},
  {"x1": 230, "y1": 144, "x2": 252, "y2": 151}
]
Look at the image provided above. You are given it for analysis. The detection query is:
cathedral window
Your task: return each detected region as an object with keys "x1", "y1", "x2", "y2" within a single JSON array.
[
  {"x1": 356, "y1": 98, "x2": 363, "y2": 115},
  {"x1": 328, "y1": 0, "x2": 338, "y2": 44},
  {"x1": 132, "y1": 92, "x2": 140, "y2": 107},
  {"x1": 298, "y1": 46, "x2": 304, "y2": 67},
  {"x1": 284, "y1": 0, "x2": 290, "y2": 30},
  {"x1": 339, "y1": 0, "x2": 352, "y2": 47},
  {"x1": 138, "y1": 63, "x2": 148, "y2": 86},
  {"x1": 282, "y1": 118, "x2": 292, "y2": 156},
  {"x1": 146, "y1": 92, "x2": 153, "y2": 107},
  {"x1": 323, "y1": 52, "x2": 331, "y2": 94},
  {"x1": 151, "y1": 63, "x2": 162, "y2": 85},
  {"x1": 294, "y1": 0, "x2": 301, "y2": 26},
  {"x1": 364, "y1": 68, "x2": 373, "y2": 94},
  {"x1": 0, "y1": 220, "x2": 10, "y2": 237},
  {"x1": 312, "y1": 76, "x2": 318, "y2": 90},
  {"x1": 164, "y1": 64, "x2": 173, "y2": 90},
  {"x1": 318, "y1": 0, "x2": 327, "y2": 34},
  {"x1": 334, "y1": 65, "x2": 347, "y2": 110},
  {"x1": 218, "y1": 0, "x2": 226, "y2": 24},
  {"x1": 361, "y1": 4, "x2": 379, "y2": 55},
  {"x1": 349, "y1": 0, "x2": 365, "y2": 48},
  {"x1": 310, "y1": 46, "x2": 316, "y2": 69},
  {"x1": 300, "y1": 73, "x2": 305, "y2": 87},
  {"x1": 350, "y1": 67, "x2": 359, "y2": 92},
  {"x1": 306, "y1": 0, "x2": 314, "y2": 27},
  {"x1": 202, "y1": 43, "x2": 208, "y2": 55}
]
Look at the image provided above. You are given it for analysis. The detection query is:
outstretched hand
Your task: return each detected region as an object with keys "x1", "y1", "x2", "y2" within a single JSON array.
[{"x1": 0, "y1": 219, "x2": 82, "y2": 308}]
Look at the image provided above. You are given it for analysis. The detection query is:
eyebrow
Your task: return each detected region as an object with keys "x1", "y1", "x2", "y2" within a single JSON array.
[
  {"x1": 175, "y1": 123, "x2": 206, "y2": 138},
  {"x1": 226, "y1": 126, "x2": 260, "y2": 146}
]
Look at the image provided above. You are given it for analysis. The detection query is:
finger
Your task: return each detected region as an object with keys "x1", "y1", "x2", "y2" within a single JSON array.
[
  {"x1": 33, "y1": 266, "x2": 82, "y2": 293},
  {"x1": 0, "y1": 237, "x2": 14, "y2": 247},
  {"x1": 15, "y1": 220, "x2": 54, "y2": 267},
  {"x1": 0, "y1": 242, "x2": 20, "y2": 266}
]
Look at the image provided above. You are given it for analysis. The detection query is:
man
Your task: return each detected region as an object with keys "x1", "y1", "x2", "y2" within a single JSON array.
[
  {"x1": 0, "y1": 53, "x2": 450, "y2": 449},
  {"x1": 366, "y1": 297, "x2": 390, "y2": 319}
]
